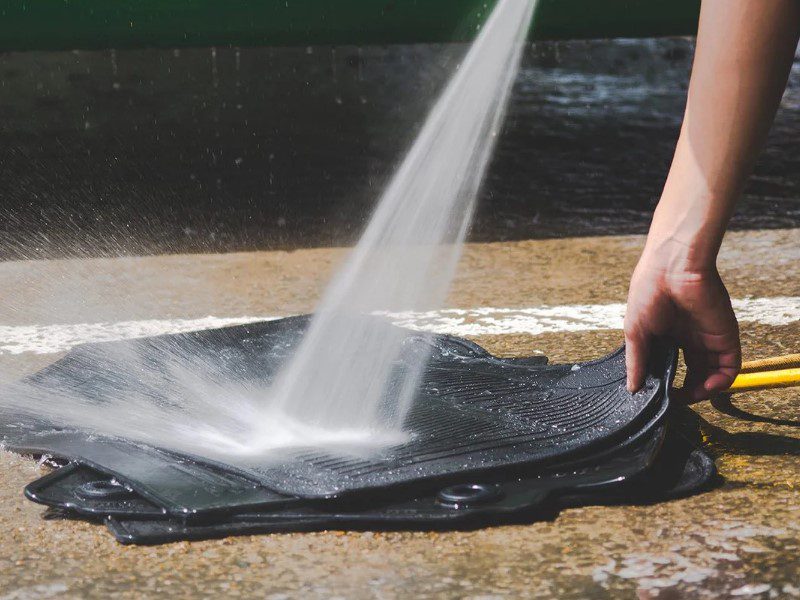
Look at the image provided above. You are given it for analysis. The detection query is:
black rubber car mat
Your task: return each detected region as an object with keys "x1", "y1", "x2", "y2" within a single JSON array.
[
  {"x1": 1, "y1": 316, "x2": 675, "y2": 499},
  {"x1": 24, "y1": 387, "x2": 669, "y2": 521},
  {"x1": 231, "y1": 345, "x2": 672, "y2": 498},
  {"x1": 17, "y1": 436, "x2": 293, "y2": 516},
  {"x1": 24, "y1": 390, "x2": 667, "y2": 520},
  {"x1": 99, "y1": 419, "x2": 715, "y2": 546},
  {"x1": 36, "y1": 421, "x2": 666, "y2": 544},
  {"x1": 560, "y1": 410, "x2": 719, "y2": 506}
]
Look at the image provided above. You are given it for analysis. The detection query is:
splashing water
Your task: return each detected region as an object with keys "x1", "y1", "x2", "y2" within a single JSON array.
[
  {"x1": 266, "y1": 0, "x2": 535, "y2": 436},
  {"x1": 0, "y1": 0, "x2": 536, "y2": 461}
]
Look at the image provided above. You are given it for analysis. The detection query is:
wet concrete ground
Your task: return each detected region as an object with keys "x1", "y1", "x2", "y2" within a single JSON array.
[
  {"x1": 2, "y1": 39, "x2": 800, "y2": 259},
  {"x1": 0, "y1": 228, "x2": 797, "y2": 598}
]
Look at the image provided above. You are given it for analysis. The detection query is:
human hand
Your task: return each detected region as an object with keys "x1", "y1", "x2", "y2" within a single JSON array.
[
  {"x1": 619, "y1": 0, "x2": 799, "y2": 403},
  {"x1": 624, "y1": 240, "x2": 741, "y2": 403}
]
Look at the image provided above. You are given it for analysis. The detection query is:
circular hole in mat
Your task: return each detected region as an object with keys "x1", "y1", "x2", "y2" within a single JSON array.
[
  {"x1": 437, "y1": 483, "x2": 503, "y2": 508},
  {"x1": 77, "y1": 479, "x2": 133, "y2": 500}
]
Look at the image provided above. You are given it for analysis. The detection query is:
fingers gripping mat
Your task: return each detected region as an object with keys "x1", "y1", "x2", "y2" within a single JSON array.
[{"x1": 0, "y1": 316, "x2": 674, "y2": 500}]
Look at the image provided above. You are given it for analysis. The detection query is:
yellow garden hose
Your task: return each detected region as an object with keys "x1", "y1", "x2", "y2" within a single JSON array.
[
  {"x1": 726, "y1": 354, "x2": 800, "y2": 393},
  {"x1": 727, "y1": 368, "x2": 800, "y2": 392},
  {"x1": 739, "y1": 353, "x2": 800, "y2": 374}
]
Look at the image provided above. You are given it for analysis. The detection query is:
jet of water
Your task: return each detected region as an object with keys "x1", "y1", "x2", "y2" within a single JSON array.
[
  {"x1": 268, "y1": 0, "x2": 536, "y2": 436},
  {"x1": 0, "y1": 0, "x2": 536, "y2": 461}
]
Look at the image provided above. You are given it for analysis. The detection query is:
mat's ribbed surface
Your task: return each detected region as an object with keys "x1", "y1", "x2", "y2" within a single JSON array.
[{"x1": 234, "y1": 342, "x2": 664, "y2": 496}]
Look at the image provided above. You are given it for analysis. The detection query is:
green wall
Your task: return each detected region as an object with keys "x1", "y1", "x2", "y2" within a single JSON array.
[{"x1": 0, "y1": 0, "x2": 700, "y2": 52}]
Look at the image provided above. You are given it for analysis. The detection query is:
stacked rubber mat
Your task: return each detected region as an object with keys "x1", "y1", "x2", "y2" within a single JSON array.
[{"x1": 0, "y1": 316, "x2": 716, "y2": 544}]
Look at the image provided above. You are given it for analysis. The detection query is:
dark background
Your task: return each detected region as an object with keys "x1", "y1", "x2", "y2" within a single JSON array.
[{"x1": 1, "y1": 39, "x2": 798, "y2": 259}]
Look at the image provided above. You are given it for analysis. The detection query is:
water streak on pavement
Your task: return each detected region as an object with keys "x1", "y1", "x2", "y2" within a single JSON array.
[{"x1": 1, "y1": 295, "x2": 798, "y2": 356}]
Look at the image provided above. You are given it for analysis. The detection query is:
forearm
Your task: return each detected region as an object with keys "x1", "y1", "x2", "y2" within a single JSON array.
[{"x1": 646, "y1": 0, "x2": 800, "y2": 271}]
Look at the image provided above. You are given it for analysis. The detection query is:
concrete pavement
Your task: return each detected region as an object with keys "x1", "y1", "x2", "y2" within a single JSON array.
[{"x1": 0, "y1": 228, "x2": 798, "y2": 598}]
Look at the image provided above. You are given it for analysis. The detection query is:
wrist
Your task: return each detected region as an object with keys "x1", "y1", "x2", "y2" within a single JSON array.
[
  {"x1": 640, "y1": 235, "x2": 717, "y2": 277},
  {"x1": 643, "y1": 188, "x2": 733, "y2": 273}
]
